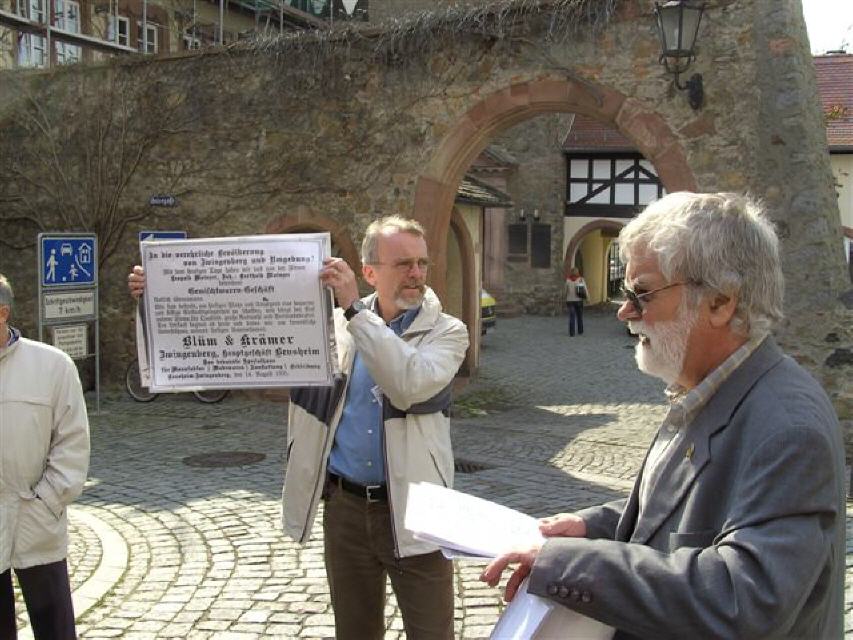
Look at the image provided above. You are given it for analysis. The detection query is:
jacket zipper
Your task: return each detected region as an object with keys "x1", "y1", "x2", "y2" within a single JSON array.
[
  {"x1": 384, "y1": 329, "x2": 432, "y2": 560},
  {"x1": 301, "y1": 374, "x2": 350, "y2": 543},
  {"x1": 381, "y1": 399, "x2": 403, "y2": 561}
]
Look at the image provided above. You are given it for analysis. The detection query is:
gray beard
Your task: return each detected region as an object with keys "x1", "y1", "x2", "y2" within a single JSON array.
[
  {"x1": 395, "y1": 290, "x2": 425, "y2": 310},
  {"x1": 630, "y1": 305, "x2": 698, "y2": 385}
]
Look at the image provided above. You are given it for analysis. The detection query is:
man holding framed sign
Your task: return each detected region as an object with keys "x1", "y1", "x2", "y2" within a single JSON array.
[{"x1": 128, "y1": 217, "x2": 468, "y2": 639}]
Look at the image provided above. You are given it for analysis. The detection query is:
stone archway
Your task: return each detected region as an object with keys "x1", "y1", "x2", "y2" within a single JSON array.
[
  {"x1": 563, "y1": 219, "x2": 626, "y2": 277},
  {"x1": 563, "y1": 219, "x2": 626, "y2": 304},
  {"x1": 413, "y1": 76, "x2": 698, "y2": 299},
  {"x1": 447, "y1": 206, "x2": 478, "y2": 376}
]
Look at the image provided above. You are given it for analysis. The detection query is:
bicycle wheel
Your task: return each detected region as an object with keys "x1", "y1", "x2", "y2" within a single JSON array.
[
  {"x1": 125, "y1": 359, "x2": 157, "y2": 402},
  {"x1": 192, "y1": 389, "x2": 229, "y2": 404}
]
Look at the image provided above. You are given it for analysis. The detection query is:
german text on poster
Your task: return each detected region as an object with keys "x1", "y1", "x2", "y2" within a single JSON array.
[{"x1": 139, "y1": 234, "x2": 337, "y2": 392}]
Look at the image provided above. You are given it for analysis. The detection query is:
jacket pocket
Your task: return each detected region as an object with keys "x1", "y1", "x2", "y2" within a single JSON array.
[
  {"x1": 669, "y1": 529, "x2": 716, "y2": 550},
  {"x1": 419, "y1": 421, "x2": 453, "y2": 488},
  {"x1": 427, "y1": 448, "x2": 451, "y2": 488},
  {"x1": 1, "y1": 396, "x2": 53, "y2": 488},
  {"x1": 14, "y1": 493, "x2": 66, "y2": 562}
]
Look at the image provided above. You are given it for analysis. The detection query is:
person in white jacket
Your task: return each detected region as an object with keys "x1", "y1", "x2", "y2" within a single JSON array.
[
  {"x1": 0, "y1": 273, "x2": 90, "y2": 640},
  {"x1": 128, "y1": 217, "x2": 468, "y2": 639}
]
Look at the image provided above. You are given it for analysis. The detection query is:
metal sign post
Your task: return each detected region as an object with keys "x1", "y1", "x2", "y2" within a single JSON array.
[{"x1": 37, "y1": 233, "x2": 100, "y2": 414}]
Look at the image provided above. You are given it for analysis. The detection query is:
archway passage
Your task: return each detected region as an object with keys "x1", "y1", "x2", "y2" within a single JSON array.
[
  {"x1": 413, "y1": 76, "x2": 698, "y2": 301},
  {"x1": 446, "y1": 206, "x2": 478, "y2": 377},
  {"x1": 564, "y1": 219, "x2": 625, "y2": 305}
]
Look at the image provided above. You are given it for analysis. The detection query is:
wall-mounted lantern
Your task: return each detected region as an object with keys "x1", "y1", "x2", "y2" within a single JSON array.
[
  {"x1": 519, "y1": 208, "x2": 526, "y2": 222},
  {"x1": 654, "y1": 1, "x2": 705, "y2": 110},
  {"x1": 533, "y1": 208, "x2": 540, "y2": 221}
]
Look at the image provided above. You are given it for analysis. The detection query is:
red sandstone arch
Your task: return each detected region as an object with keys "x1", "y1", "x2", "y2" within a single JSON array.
[
  {"x1": 413, "y1": 76, "x2": 698, "y2": 298},
  {"x1": 264, "y1": 212, "x2": 361, "y2": 271},
  {"x1": 563, "y1": 219, "x2": 626, "y2": 277},
  {"x1": 448, "y1": 207, "x2": 478, "y2": 376}
]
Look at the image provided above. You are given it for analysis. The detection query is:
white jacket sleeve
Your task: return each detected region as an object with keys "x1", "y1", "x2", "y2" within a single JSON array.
[
  {"x1": 34, "y1": 355, "x2": 90, "y2": 518},
  {"x1": 346, "y1": 310, "x2": 468, "y2": 411}
]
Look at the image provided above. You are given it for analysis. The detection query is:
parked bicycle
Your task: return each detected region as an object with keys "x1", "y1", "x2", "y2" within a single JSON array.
[{"x1": 125, "y1": 358, "x2": 230, "y2": 404}]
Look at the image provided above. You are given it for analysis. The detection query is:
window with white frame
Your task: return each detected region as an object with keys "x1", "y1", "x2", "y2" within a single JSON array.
[
  {"x1": 108, "y1": 15, "x2": 130, "y2": 46},
  {"x1": 18, "y1": 0, "x2": 44, "y2": 21},
  {"x1": 565, "y1": 153, "x2": 667, "y2": 218},
  {"x1": 18, "y1": 34, "x2": 46, "y2": 67},
  {"x1": 53, "y1": 0, "x2": 81, "y2": 64},
  {"x1": 137, "y1": 21, "x2": 158, "y2": 53},
  {"x1": 17, "y1": 0, "x2": 46, "y2": 67}
]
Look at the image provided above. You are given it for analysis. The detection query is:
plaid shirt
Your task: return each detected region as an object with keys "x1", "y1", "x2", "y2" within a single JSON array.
[{"x1": 639, "y1": 334, "x2": 767, "y2": 513}]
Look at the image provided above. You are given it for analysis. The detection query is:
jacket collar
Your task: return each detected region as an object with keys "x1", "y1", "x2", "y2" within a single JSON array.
[
  {"x1": 0, "y1": 327, "x2": 21, "y2": 362},
  {"x1": 362, "y1": 287, "x2": 443, "y2": 336},
  {"x1": 621, "y1": 336, "x2": 785, "y2": 544}
]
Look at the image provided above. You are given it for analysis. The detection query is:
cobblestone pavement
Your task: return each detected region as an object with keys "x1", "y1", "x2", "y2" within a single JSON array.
[{"x1": 11, "y1": 311, "x2": 852, "y2": 637}]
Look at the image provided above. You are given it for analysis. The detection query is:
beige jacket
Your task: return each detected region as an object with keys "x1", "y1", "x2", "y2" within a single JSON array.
[
  {"x1": 282, "y1": 288, "x2": 468, "y2": 557},
  {"x1": 564, "y1": 277, "x2": 587, "y2": 302},
  {"x1": 0, "y1": 335, "x2": 90, "y2": 572}
]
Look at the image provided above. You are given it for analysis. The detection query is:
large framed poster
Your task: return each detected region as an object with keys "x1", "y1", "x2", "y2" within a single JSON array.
[{"x1": 139, "y1": 233, "x2": 338, "y2": 392}]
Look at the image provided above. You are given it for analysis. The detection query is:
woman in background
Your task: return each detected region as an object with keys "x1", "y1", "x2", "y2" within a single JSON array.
[{"x1": 564, "y1": 267, "x2": 586, "y2": 337}]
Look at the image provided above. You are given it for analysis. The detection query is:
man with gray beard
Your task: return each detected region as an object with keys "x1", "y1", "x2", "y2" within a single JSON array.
[{"x1": 481, "y1": 192, "x2": 845, "y2": 639}]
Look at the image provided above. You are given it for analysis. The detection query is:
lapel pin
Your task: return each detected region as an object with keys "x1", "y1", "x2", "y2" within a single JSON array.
[{"x1": 685, "y1": 443, "x2": 695, "y2": 460}]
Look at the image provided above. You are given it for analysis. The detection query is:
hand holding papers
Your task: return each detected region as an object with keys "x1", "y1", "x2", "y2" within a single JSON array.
[
  {"x1": 138, "y1": 233, "x2": 339, "y2": 392},
  {"x1": 404, "y1": 482, "x2": 614, "y2": 640}
]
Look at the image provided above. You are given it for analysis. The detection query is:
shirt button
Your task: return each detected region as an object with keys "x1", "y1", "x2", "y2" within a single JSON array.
[
  {"x1": 366, "y1": 461, "x2": 372, "y2": 467},
  {"x1": 367, "y1": 429, "x2": 373, "y2": 434}
]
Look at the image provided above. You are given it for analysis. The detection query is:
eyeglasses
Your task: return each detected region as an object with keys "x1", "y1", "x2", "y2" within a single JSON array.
[
  {"x1": 369, "y1": 258, "x2": 431, "y2": 273},
  {"x1": 621, "y1": 281, "x2": 693, "y2": 314}
]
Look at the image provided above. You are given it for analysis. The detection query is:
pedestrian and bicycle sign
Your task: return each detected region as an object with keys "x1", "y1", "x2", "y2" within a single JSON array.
[
  {"x1": 39, "y1": 234, "x2": 97, "y2": 288},
  {"x1": 37, "y1": 232, "x2": 101, "y2": 413}
]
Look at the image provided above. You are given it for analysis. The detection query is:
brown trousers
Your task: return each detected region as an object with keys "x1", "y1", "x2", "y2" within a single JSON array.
[{"x1": 322, "y1": 484, "x2": 454, "y2": 640}]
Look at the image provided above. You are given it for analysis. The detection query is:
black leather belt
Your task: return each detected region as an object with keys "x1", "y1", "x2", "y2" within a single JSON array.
[{"x1": 328, "y1": 472, "x2": 388, "y2": 503}]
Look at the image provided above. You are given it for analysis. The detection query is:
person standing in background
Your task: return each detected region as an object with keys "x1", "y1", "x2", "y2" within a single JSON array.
[
  {"x1": 0, "y1": 273, "x2": 90, "y2": 639},
  {"x1": 564, "y1": 267, "x2": 586, "y2": 337}
]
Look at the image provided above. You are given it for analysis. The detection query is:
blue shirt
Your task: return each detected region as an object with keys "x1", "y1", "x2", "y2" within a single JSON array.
[
  {"x1": 327, "y1": 304, "x2": 419, "y2": 485},
  {"x1": 4, "y1": 327, "x2": 19, "y2": 347}
]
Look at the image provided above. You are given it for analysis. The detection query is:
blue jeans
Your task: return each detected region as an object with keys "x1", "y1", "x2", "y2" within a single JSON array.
[{"x1": 567, "y1": 301, "x2": 583, "y2": 336}]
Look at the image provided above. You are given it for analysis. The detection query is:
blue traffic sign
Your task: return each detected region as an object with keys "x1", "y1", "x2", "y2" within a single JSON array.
[
  {"x1": 139, "y1": 230, "x2": 187, "y2": 243},
  {"x1": 39, "y1": 235, "x2": 97, "y2": 288}
]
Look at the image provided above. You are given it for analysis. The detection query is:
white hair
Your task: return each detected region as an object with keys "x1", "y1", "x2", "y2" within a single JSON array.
[
  {"x1": 0, "y1": 274, "x2": 12, "y2": 311},
  {"x1": 619, "y1": 192, "x2": 784, "y2": 338},
  {"x1": 361, "y1": 215, "x2": 426, "y2": 264}
]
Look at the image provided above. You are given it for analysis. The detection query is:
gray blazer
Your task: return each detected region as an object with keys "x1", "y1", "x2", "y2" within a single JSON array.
[{"x1": 528, "y1": 338, "x2": 845, "y2": 639}]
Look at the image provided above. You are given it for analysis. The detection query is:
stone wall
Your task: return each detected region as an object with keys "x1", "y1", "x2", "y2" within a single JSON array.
[
  {"x1": 494, "y1": 114, "x2": 571, "y2": 315},
  {"x1": 369, "y1": 0, "x2": 477, "y2": 23},
  {"x1": 0, "y1": 0, "x2": 848, "y2": 449}
]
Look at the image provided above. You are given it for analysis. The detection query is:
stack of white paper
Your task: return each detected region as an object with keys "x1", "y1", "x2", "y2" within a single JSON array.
[
  {"x1": 404, "y1": 482, "x2": 614, "y2": 640},
  {"x1": 404, "y1": 481, "x2": 545, "y2": 558}
]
